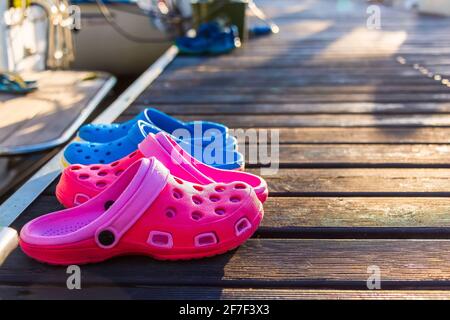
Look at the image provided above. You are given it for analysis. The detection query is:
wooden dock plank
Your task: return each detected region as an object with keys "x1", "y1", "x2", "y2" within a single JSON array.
[
  {"x1": 151, "y1": 114, "x2": 450, "y2": 128},
  {"x1": 252, "y1": 168, "x2": 450, "y2": 195},
  {"x1": 5, "y1": 239, "x2": 450, "y2": 289},
  {"x1": 14, "y1": 195, "x2": 450, "y2": 239},
  {"x1": 128, "y1": 102, "x2": 450, "y2": 115},
  {"x1": 235, "y1": 128, "x2": 450, "y2": 144},
  {"x1": 36, "y1": 168, "x2": 450, "y2": 197},
  {"x1": 119, "y1": 113, "x2": 450, "y2": 128},
  {"x1": 3, "y1": 286, "x2": 450, "y2": 300},
  {"x1": 198, "y1": 144, "x2": 450, "y2": 167}
]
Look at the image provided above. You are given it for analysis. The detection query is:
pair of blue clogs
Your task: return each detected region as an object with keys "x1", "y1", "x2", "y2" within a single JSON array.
[
  {"x1": 64, "y1": 108, "x2": 243, "y2": 170},
  {"x1": 176, "y1": 22, "x2": 241, "y2": 55}
]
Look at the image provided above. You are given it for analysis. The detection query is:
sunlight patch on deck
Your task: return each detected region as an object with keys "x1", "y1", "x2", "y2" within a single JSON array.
[{"x1": 313, "y1": 27, "x2": 407, "y2": 61}]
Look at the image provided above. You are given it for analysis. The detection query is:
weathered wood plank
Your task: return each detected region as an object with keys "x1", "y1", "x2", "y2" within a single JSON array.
[
  {"x1": 3, "y1": 286, "x2": 450, "y2": 300},
  {"x1": 15, "y1": 195, "x2": 450, "y2": 239},
  {"x1": 154, "y1": 72, "x2": 440, "y2": 83},
  {"x1": 39, "y1": 168, "x2": 450, "y2": 197},
  {"x1": 151, "y1": 114, "x2": 450, "y2": 128},
  {"x1": 122, "y1": 113, "x2": 450, "y2": 127},
  {"x1": 5, "y1": 239, "x2": 450, "y2": 289},
  {"x1": 149, "y1": 84, "x2": 450, "y2": 94},
  {"x1": 169, "y1": 56, "x2": 450, "y2": 69},
  {"x1": 161, "y1": 67, "x2": 450, "y2": 77},
  {"x1": 261, "y1": 128, "x2": 450, "y2": 144},
  {"x1": 267, "y1": 144, "x2": 450, "y2": 166},
  {"x1": 251, "y1": 168, "x2": 450, "y2": 195},
  {"x1": 138, "y1": 92, "x2": 450, "y2": 105},
  {"x1": 129, "y1": 102, "x2": 450, "y2": 115}
]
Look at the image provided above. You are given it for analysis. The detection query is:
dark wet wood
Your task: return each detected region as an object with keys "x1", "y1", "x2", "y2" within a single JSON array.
[
  {"x1": 6, "y1": 285, "x2": 450, "y2": 300},
  {"x1": 118, "y1": 113, "x2": 450, "y2": 128},
  {"x1": 4, "y1": 0, "x2": 450, "y2": 299},
  {"x1": 14, "y1": 194, "x2": 450, "y2": 240},
  {"x1": 6, "y1": 239, "x2": 450, "y2": 291},
  {"x1": 4, "y1": 286, "x2": 450, "y2": 300}
]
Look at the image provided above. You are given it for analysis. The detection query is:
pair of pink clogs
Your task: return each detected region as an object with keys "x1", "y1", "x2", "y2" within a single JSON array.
[{"x1": 19, "y1": 133, "x2": 267, "y2": 265}]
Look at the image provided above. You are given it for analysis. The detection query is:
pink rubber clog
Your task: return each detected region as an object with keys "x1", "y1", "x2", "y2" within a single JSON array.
[
  {"x1": 56, "y1": 132, "x2": 268, "y2": 209},
  {"x1": 20, "y1": 158, "x2": 264, "y2": 265}
]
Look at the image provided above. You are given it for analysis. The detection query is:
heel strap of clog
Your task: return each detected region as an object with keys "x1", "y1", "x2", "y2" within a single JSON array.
[
  {"x1": 144, "y1": 133, "x2": 213, "y2": 184},
  {"x1": 126, "y1": 120, "x2": 158, "y2": 145},
  {"x1": 95, "y1": 158, "x2": 169, "y2": 249}
]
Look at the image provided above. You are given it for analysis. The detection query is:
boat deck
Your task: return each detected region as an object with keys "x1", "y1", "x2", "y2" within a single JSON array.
[
  {"x1": 0, "y1": 71, "x2": 115, "y2": 155},
  {"x1": 3, "y1": 0, "x2": 450, "y2": 299}
]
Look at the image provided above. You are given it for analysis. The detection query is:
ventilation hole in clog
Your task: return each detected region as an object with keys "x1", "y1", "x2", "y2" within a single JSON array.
[
  {"x1": 85, "y1": 156, "x2": 91, "y2": 160},
  {"x1": 192, "y1": 195, "x2": 203, "y2": 205},
  {"x1": 235, "y1": 217, "x2": 252, "y2": 236},
  {"x1": 90, "y1": 166, "x2": 100, "y2": 171},
  {"x1": 79, "y1": 174, "x2": 89, "y2": 180},
  {"x1": 115, "y1": 169, "x2": 124, "y2": 176},
  {"x1": 165, "y1": 207, "x2": 176, "y2": 218},
  {"x1": 95, "y1": 128, "x2": 100, "y2": 131},
  {"x1": 209, "y1": 195, "x2": 220, "y2": 202},
  {"x1": 173, "y1": 189, "x2": 183, "y2": 199},
  {"x1": 215, "y1": 186, "x2": 226, "y2": 192},
  {"x1": 151, "y1": 234, "x2": 169, "y2": 246},
  {"x1": 77, "y1": 149, "x2": 82, "y2": 153},
  {"x1": 99, "y1": 160, "x2": 105, "y2": 164},
  {"x1": 96, "y1": 181, "x2": 107, "y2": 188},
  {"x1": 230, "y1": 196, "x2": 241, "y2": 203},
  {"x1": 174, "y1": 177, "x2": 183, "y2": 185},
  {"x1": 234, "y1": 183, "x2": 246, "y2": 190},
  {"x1": 191, "y1": 211, "x2": 203, "y2": 221},
  {"x1": 104, "y1": 200, "x2": 115, "y2": 210},
  {"x1": 148, "y1": 231, "x2": 173, "y2": 248},
  {"x1": 106, "y1": 152, "x2": 111, "y2": 156},
  {"x1": 129, "y1": 151, "x2": 137, "y2": 158},
  {"x1": 111, "y1": 161, "x2": 119, "y2": 167},
  {"x1": 108, "y1": 129, "x2": 113, "y2": 133},
  {"x1": 215, "y1": 207, "x2": 226, "y2": 215},
  {"x1": 117, "y1": 142, "x2": 122, "y2": 147},
  {"x1": 194, "y1": 232, "x2": 218, "y2": 247},
  {"x1": 70, "y1": 166, "x2": 81, "y2": 171},
  {"x1": 74, "y1": 193, "x2": 90, "y2": 205},
  {"x1": 193, "y1": 185, "x2": 204, "y2": 192},
  {"x1": 98, "y1": 171, "x2": 107, "y2": 177},
  {"x1": 94, "y1": 149, "x2": 99, "y2": 153},
  {"x1": 75, "y1": 143, "x2": 81, "y2": 147}
]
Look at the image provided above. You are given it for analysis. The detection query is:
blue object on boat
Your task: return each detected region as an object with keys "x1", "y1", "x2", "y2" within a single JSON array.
[
  {"x1": 65, "y1": 120, "x2": 243, "y2": 170},
  {"x1": 250, "y1": 25, "x2": 272, "y2": 36},
  {"x1": 70, "y1": 0, "x2": 136, "y2": 3},
  {"x1": 0, "y1": 73, "x2": 37, "y2": 94},
  {"x1": 176, "y1": 22, "x2": 240, "y2": 55},
  {"x1": 78, "y1": 108, "x2": 230, "y2": 144}
]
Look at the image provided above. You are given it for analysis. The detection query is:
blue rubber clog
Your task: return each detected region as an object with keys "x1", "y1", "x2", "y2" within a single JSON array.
[
  {"x1": 65, "y1": 120, "x2": 243, "y2": 170},
  {"x1": 78, "y1": 108, "x2": 230, "y2": 144}
]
